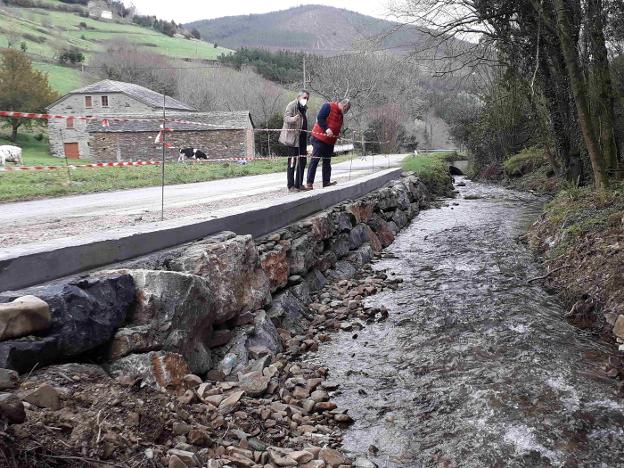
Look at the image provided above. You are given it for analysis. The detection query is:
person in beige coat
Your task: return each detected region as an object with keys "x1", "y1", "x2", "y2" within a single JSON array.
[{"x1": 279, "y1": 90, "x2": 311, "y2": 192}]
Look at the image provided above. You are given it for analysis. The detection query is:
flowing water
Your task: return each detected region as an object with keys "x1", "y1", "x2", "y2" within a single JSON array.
[{"x1": 313, "y1": 178, "x2": 624, "y2": 467}]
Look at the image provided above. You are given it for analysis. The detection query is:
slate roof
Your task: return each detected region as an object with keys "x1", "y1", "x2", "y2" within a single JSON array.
[
  {"x1": 86, "y1": 112, "x2": 254, "y2": 133},
  {"x1": 49, "y1": 80, "x2": 196, "y2": 112}
]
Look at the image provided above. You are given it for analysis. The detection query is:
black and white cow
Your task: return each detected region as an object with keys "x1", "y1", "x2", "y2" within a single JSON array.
[{"x1": 178, "y1": 148, "x2": 208, "y2": 161}]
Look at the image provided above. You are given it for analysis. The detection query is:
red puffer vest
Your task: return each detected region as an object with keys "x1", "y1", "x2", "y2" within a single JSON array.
[{"x1": 312, "y1": 102, "x2": 343, "y2": 145}]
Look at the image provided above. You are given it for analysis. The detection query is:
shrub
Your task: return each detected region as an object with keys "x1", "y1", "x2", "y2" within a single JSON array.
[
  {"x1": 503, "y1": 147, "x2": 547, "y2": 178},
  {"x1": 58, "y1": 47, "x2": 85, "y2": 65}
]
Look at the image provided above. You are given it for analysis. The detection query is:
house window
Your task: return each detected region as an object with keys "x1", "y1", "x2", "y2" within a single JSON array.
[
  {"x1": 66, "y1": 117, "x2": 74, "y2": 129},
  {"x1": 101, "y1": 96, "x2": 109, "y2": 107},
  {"x1": 85, "y1": 96, "x2": 92, "y2": 108}
]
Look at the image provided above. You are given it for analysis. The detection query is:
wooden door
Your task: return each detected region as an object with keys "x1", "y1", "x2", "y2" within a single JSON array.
[{"x1": 64, "y1": 143, "x2": 80, "y2": 159}]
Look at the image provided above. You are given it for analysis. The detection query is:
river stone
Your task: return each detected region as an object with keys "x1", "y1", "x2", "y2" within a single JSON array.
[
  {"x1": 0, "y1": 274, "x2": 135, "y2": 373},
  {"x1": 0, "y1": 368, "x2": 18, "y2": 390},
  {"x1": 21, "y1": 383, "x2": 61, "y2": 410},
  {"x1": 239, "y1": 371, "x2": 269, "y2": 397},
  {"x1": 260, "y1": 244, "x2": 290, "y2": 292},
  {"x1": 319, "y1": 448, "x2": 348, "y2": 467},
  {"x1": 613, "y1": 315, "x2": 624, "y2": 339},
  {"x1": 167, "y1": 234, "x2": 271, "y2": 321},
  {"x1": 0, "y1": 295, "x2": 51, "y2": 341},
  {"x1": 392, "y1": 209, "x2": 409, "y2": 229},
  {"x1": 109, "y1": 269, "x2": 215, "y2": 374},
  {"x1": 0, "y1": 393, "x2": 25, "y2": 424},
  {"x1": 108, "y1": 351, "x2": 191, "y2": 395}
]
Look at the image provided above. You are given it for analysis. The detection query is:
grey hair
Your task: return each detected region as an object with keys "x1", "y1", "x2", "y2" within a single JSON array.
[{"x1": 299, "y1": 89, "x2": 310, "y2": 97}]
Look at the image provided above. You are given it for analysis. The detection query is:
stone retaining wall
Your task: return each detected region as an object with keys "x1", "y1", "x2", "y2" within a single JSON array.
[{"x1": 0, "y1": 173, "x2": 434, "y2": 379}]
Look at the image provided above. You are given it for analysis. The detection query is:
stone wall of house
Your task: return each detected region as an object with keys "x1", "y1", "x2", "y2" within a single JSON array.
[
  {"x1": 89, "y1": 129, "x2": 254, "y2": 162},
  {"x1": 47, "y1": 92, "x2": 187, "y2": 159}
]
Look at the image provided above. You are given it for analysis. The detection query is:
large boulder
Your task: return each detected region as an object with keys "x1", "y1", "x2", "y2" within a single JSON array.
[
  {"x1": 328, "y1": 233, "x2": 351, "y2": 259},
  {"x1": 329, "y1": 210, "x2": 354, "y2": 233},
  {"x1": 167, "y1": 235, "x2": 271, "y2": 320},
  {"x1": 108, "y1": 270, "x2": 215, "y2": 374},
  {"x1": 268, "y1": 290, "x2": 311, "y2": 334},
  {"x1": 368, "y1": 215, "x2": 395, "y2": 248},
  {"x1": 308, "y1": 212, "x2": 335, "y2": 241},
  {"x1": 0, "y1": 296, "x2": 51, "y2": 341},
  {"x1": 0, "y1": 274, "x2": 134, "y2": 373}
]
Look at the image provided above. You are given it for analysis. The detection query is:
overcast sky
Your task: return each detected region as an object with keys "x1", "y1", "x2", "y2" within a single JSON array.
[{"x1": 125, "y1": 1, "x2": 392, "y2": 24}]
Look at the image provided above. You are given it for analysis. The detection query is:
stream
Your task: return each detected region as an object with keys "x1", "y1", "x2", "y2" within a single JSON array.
[{"x1": 312, "y1": 177, "x2": 624, "y2": 467}]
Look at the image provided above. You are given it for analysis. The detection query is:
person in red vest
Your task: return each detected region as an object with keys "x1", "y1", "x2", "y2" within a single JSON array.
[{"x1": 306, "y1": 99, "x2": 351, "y2": 189}]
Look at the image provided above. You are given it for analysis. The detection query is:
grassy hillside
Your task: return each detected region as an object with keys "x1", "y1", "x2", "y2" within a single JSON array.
[
  {"x1": 187, "y1": 5, "x2": 443, "y2": 55},
  {"x1": 0, "y1": 1, "x2": 232, "y2": 93}
]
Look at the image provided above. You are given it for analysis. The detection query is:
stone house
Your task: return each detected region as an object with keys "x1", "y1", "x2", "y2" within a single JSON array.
[
  {"x1": 87, "y1": 112, "x2": 256, "y2": 162},
  {"x1": 47, "y1": 80, "x2": 196, "y2": 160},
  {"x1": 47, "y1": 80, "x2": 255, "y2": 161}
]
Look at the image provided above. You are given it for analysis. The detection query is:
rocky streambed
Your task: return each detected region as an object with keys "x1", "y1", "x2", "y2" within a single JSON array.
[{"x1": 314, "y1": 177, "x2": 624, "y2": 466}]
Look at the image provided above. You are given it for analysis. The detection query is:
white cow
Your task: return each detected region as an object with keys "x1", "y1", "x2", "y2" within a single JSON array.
[{"x1": 0, "y1": 145, "x2": 23, "y2": 166}]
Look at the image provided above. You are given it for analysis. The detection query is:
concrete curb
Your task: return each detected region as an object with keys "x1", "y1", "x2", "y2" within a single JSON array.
[{"x1": 0, "y1": 168, "x2": 402, "y2": 291}]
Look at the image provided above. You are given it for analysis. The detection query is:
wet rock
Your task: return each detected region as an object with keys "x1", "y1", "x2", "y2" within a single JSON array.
[
  {"x1": 21, "y1": 383, "x2": 61, "y2": 410},
  {"x1": 0, "y1": 393, "x2": 25, "y2": 424},
  {"x1": 0, "y1": 368, "x2": 18, "y2": 390},
  {"x1": 0, "y1": 295, "x2": 51, "y2": 341},
  {"x1": 167, "y1": 234, "x2": 271, "y2": 320},
  {"x1": 260, "y1": 244, "x2": 290, "y2": 293},
  {"x1": 354, "y1": 458, "x2": 378, "y2": 468},
  {"x1": 108, "y1": 351, "x2": 191, "y2": 395},
  {"x1": 319, "y1": 448, "x2": 348, "y2": 467},
  {"x1": 0, "y1": 274, "x2": 134, "y2": 373}
]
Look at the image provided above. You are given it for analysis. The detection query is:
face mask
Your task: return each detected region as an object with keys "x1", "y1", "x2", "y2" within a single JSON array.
[{"x1": 299, "y1": 98, "x2": 308, "y2": 107}]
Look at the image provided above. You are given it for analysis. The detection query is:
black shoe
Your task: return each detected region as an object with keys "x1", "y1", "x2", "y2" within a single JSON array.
[{"x1": 322, "y1": 181, "x2": 337, "y2": 187}]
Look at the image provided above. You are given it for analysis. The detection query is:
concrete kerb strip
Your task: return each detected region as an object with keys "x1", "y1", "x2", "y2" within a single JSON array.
[{"x1": 0, "y1": 168, "x2": 402, "y2": 292}]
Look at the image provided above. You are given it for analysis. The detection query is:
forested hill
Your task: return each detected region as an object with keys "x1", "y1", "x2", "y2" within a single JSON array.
[{"x1": 186, "y1": 5, "x2": 435, "y2": 55}]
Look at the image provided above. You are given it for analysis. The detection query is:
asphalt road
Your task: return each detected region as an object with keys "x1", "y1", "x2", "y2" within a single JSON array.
[{"x1": 1, "y1": 154, "x2": 406, "y2": 226}]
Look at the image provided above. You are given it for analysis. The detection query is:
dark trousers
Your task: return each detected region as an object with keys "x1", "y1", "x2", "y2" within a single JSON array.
[
  {"x1": 307, "y1": 137, "x2": 334, "y2": 185},
  {"x1": 285, "y1": 146, "x2": 306, "y2": 189}
]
